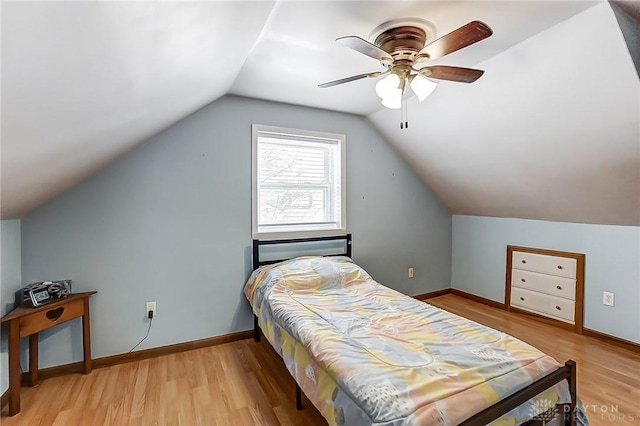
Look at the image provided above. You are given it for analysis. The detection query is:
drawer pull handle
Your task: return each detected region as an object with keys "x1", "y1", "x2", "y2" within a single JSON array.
[
  {"x1": 521, "y1": 278, "x2": 526, "y2": 282},
  {"x1": 520, "y1": 297, "x2": 525, "y2": 301},
  {"x1": 46, "y1": 307, "x2": 65, "y2": 322},
  {"x1": 521, "y1": 260, "x2": 527, "y2": 264},
  {"x1": 555, "y1": 306, "x2": 561, "y2": 311},
  {"x1": 557, "y1": 265, "x2": 563, "y2": 270},
  {"x1": 556, "y1": 285, "x2": 562, "y2": 290}
]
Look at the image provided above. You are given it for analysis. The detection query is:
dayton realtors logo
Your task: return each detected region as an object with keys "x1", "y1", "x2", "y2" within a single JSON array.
[
  {"x1": 585, "y1": 405, "x2": 638, "y2": 423},
  {"x1": 530, "y1": 399, "x2": 559, "y2": 421},
  {"x1": 531, "y1": 402, "x2": 639, "y2": 424}
]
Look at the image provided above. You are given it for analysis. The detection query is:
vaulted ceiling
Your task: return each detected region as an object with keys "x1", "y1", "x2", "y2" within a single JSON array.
[{"x1": 2, "y1": 1, "x2": 638, "y2": 225}]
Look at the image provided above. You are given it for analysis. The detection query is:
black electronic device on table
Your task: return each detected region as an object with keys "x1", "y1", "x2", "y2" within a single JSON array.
[{"x1": 15, "y1": 280, "x2": 72, "y2": 307}]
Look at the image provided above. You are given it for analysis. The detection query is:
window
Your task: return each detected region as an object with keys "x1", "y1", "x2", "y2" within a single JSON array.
[{"x1": 252, "y1": 124, "x2": 346, "y2": 239}]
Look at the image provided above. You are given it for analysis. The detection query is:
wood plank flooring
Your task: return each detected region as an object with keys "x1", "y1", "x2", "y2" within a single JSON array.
[
  {"x1": 428, "y1": 295, "x2": 640, "y2": 426},
  {"x1": 1, "y1": 294, "x2": 638, "y2": 425}
]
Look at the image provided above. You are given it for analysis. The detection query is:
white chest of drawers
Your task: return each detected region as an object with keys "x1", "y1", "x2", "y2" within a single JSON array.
[{"x1": 506, "y1": 246, "x2": 585, "y2": 333}]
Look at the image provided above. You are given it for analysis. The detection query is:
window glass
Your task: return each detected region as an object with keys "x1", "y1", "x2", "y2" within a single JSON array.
[{"x1": 252, "y1": 125, "x2": 346, "y2": 239}]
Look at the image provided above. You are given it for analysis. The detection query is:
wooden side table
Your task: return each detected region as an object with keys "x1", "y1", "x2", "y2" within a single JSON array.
[{"x1": 0, "y1": 291, "x2": 97, "y2": 416}]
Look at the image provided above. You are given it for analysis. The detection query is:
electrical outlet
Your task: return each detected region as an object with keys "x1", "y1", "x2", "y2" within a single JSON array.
[
  {"x1": 408, "y1": 267, "x2": 414, "y2": 279},
  {"x1": 146, "y1": 301, "x2": 157, "y2": 318},
  {"x1": 602, "y1": 292, "x2": 614, "y2": 307}
]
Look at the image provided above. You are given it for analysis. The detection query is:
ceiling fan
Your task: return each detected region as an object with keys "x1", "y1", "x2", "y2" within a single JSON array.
[{"x1": 319, "y1": 19, "x2": 493, "y2": 110}]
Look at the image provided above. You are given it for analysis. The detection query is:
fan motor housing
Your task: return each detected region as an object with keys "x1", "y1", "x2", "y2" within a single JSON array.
[{"x1": 375, "y1": 26, "x2": 427, "y2": 62}]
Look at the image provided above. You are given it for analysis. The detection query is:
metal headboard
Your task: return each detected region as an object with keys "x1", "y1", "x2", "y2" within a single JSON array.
[{"x1": 252, "y1": 234, "x2": 352, "y2": 270}]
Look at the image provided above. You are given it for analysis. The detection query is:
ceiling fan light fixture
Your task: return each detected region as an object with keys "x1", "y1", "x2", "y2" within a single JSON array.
[
  {"x1": 319, "y1": 19, "x2": 492, "y2": 116},
  {"x1": 381, "y1": 96, "x2": 402, "y2": 110},
  {"x1": 409, "y1": 74, "x2": 437, "y2": 102},
  {"x1": 375, "y1": 73, "x2": 401, "y2": 100}
]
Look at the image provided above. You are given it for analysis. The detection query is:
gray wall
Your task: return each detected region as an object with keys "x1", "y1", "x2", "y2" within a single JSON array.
[
  {"x1": 451, "y1": 215, "x2": 640, "y2": 343},
  {"x1": 1, "y1": 219, "x2": 22, "y2": 393},
  {"x1": 611, "y1": 1, "x2": 640, "y2": 79},
  {"x1": 20, "y1": 95, "x2": 452, "y2": 368}
]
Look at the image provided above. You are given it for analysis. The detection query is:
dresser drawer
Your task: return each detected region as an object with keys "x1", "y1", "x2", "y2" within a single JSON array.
[
  {"x1": 512, "y1": 251, "x2": 577, "y2": 279},
  {"x1": 511, "y1": 287, "x2": 575, "y2": 323},
  {"x1": 511, "y1": 269, "x2": 576, "y2": 300}
]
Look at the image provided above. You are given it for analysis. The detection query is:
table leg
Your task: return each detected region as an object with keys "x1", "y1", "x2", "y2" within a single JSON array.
[
  {"x1": 28, "y1": 334, "x2": 39, "y2": 386},
  {"x1": 82, "y1": 300, "x2": 92, "y2": 374},
  {"x1": 8, "y1": 320, "x2": 20, "y2": 415}
]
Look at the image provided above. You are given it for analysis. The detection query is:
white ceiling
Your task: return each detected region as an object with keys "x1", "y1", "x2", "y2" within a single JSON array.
[
  {"x1": 370, "y1": 2, "x2": 640, "y2": 226},
  {"x1": 2, "y1": 0, "x2": 638, "y2": 225},
  {"x1": 230, "y1": 1, "x2": 601, "y2": 115},
  {"x1": 1, "y1": 1, "x2": 275, "y2": 218}
]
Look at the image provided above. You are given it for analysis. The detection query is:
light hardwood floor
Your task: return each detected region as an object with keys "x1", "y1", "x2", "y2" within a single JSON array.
[{"x1": 1, "y1": 294, "x2": 638, "y2": 425}]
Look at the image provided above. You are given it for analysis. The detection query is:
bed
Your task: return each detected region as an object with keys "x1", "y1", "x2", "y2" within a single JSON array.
[{"x1": 244, "y1": 235, "x2": 585, "y2": 426}]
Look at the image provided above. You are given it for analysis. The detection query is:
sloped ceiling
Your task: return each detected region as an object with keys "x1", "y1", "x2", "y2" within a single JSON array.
[
  {"x1": 229, "y1": 1, "x2": 600, "y2": 115},
  {"x1": 2, "y1": 0, "x2": 638, "y2": 226},
  {"x1": 1, "y1": 1, "x2": 276, "y2": 219},
  {"x1": 369, "y1": 2, "x2": 640, "y2": 226}
]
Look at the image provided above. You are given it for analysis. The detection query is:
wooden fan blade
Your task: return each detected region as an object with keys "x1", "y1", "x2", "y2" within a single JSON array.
[
  {"x1": 417, "y1": 21, "x2": 492, "y2": 61},
  {"x1": 318, "y1": 71, "x2": 386, "y2": 88},
  {"x1": 418, "y1": 66, "x2": 485, "y2": 83},
  {"x1": 337, "y1": 36, "x2": 393, "y2": 62}
]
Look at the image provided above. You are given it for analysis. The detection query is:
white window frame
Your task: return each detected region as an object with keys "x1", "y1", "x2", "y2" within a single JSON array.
[{"x1": 252, "y1": 124, "x2": 346, "y2": 239}]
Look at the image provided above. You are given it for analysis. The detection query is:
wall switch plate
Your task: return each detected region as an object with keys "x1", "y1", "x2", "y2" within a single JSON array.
[
  {"x1": 146, "y1": 301, "x2": 157, "y2": 317},
  {"x1": 603, "y1": 292, "x2": 614, "y2": 307},
  {"x1": 408, "y1": 267, "x2": 414, "y2": 279}
]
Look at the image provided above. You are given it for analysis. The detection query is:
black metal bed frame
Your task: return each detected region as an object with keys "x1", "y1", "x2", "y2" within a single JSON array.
[
  {"x1": 250, "y1": 234, "x2": 577, "y2": 426},
  {"x1": 252, "y1": 233, "x2": 352, "y2": 270}
]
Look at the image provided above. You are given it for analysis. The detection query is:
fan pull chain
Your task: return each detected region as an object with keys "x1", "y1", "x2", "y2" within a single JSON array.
[
  {"x1": 400, "y1": 100, "x2": 409, "y2": 129},
  {"x1": 405, "y1": 100, "x2": 409, "y2": 129}
]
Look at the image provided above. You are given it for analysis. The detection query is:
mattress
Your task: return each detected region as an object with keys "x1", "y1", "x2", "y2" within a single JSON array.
[{"x1": 244, "y1": 256, "x2": 580, "y2": 426}]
